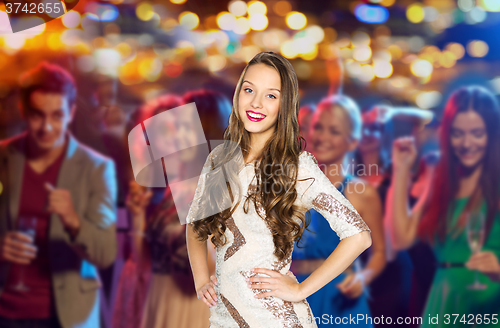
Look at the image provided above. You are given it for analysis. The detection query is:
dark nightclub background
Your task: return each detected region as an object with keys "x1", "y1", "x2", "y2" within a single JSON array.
[{"x1": 1, "y1": 0, "x2": 500, "y2": 327}]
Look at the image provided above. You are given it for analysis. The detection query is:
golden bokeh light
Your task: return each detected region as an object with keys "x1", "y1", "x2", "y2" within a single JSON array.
[
  {"x1": 249, "y1": 13, "x2": 268, "y2": 31},
  {"x1": 407, "y1": 3, "x2": 425, "y2": 23},
  {"x1": 179, "y1": 11, "x2": 199, "y2": 30},
  {"x1": 228, "y1": 1, "x2": 247, "y2": 17},
  {"x1": 217, "y1": 12, "x2": 237, "y2": 31},
  {"x1": 248, "y1": 1, "x2": 267, "y2": 15},
  {"x1": 286, "y1": 12, "x2": 307, "y2": 30}
]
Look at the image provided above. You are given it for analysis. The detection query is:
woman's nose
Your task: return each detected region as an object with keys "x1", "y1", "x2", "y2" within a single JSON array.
[
  {"x1": 463, "y1": 134, "x2": 472, "y2": 148},
  {"x1": 250, "y1": 95, "x2": 263, "y2": 109}
]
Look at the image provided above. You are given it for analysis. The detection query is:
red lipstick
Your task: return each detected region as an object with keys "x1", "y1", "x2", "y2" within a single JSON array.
[{"x1": 246, "y1": 110, "x2": 266, "y2": 122}]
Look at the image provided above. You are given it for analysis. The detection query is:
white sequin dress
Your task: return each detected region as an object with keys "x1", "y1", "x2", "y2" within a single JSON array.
[{"x1": 187, "y1": 148, "x2": 371, "y2": 328}]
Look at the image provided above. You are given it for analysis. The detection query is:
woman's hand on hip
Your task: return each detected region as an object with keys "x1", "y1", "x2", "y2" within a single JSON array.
[{"x1": 247, "y1": 268, "x2": 304, "y2": 302}]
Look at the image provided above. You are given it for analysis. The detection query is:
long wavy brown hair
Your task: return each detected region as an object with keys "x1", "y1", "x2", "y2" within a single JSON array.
[{"x1": 191, "y1": 52, "x2": 309, "y2": 261}]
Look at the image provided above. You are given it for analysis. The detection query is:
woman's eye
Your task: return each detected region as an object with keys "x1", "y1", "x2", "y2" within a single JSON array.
[
  {"x1": 473, "y1": 131, "x2": 485, "y2": 138},
  {"x1": 244, "y1": 88, "x2": 253, "y2": 93},
  {"x1": 267, "y1": 94, "x2": 277, "y2": 99}
]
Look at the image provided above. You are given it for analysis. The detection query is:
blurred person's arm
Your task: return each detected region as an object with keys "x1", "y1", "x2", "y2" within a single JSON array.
[
  {"x1": 125, "y1": 181, "x2": 153, "y2": 271},
  {"x1": 339, "y1": 181, "x2": 385, "y2": 298},
  {"x1": 386, "y1": 137, "x2": 431, "y2": 250},
  {"x1": 63, "y1": 159, "x2": 118, "y2": 268}
]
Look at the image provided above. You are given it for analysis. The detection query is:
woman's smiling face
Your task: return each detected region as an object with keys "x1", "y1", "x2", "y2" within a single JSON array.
[
  {"x1": 238, "y1": 63, "x2": 281, "y2": 138},
  {"x1": 310, "y1": 106, "x2": 358, "y2": 165},
  {"x1": 450, "y1": 109, "x2": 488, "y2": 169}
]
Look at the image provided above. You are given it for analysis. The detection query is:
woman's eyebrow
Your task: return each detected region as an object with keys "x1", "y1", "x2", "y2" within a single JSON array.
[{"x1": 243, "y1": 80, "x2": 280, "y2": 92}]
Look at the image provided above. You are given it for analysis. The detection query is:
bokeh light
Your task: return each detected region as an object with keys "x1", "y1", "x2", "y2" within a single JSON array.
[
  {"x1": 249, "y1": 13, "x2": 268, "y2": 31},
  {"x1": 136, "y1": 3, "x2": 154, "y2": 21},
  {"x1": 358, "y1": 64, "x2": 375, "y2": 82},
  {"x1": 304, "y1": 25, "x2": 325, "y2": 43},
  {"x1": 353, "y1": 46, "x2": 372, "y2": 62},
  {"x1": 445, "y1": 42, "x2": 465, "y2": 59},
  {"x1": 62, "y1": 11, "x2": 82, "y2": 28},
  {"x1": 458, "y1": 0, "x2": 475, "y2": 12},
  {"x1": 85, "y1": 3, "x2": 119, "y2": 21},
  {"x1": 4, "y1": 35, "x2": 26, "y2": 50},
  {"x1": 286, "y1": 12, "x2": 307, "y2": 30},
  {"x1": 228, "y1": 1, "x2": 247, "y2": 17},
  {"x1": 234, "y1": 17, "x2": 250, "y2": 34},
  {"x1": 440, "y1": 51, "x2": 456, "y2": 67},
  {"x1": 164, "y1": 62, "x2": 183, "y2": 77},
  {"x1": 247, "y1": 1, "x2": 267, "y2": 15},
  {"x1": 179, "y1": 11, "x2": 200, "y2": 30},
  {"x1": 281, "y1": 40, "x2": 298, "y2": 59},
  {"x1": 380, "y1": 0, "x2": 396, "y2": 7},
  {"x1": 467, "y1": 40, "x2": 489, "y2": 57},
  {"x1": 354, "y1": 4, "x2": 389, "y2": 24},
  {"x1": 373, "y1": 61, "x2": 393, "y2": 78},
  {"x1": 94, "y1": 49, "x2": 121, "y2": 77},
  {"x1": 217, "y1": 12, "x2": 237, "y2": 31},
  {"x1": 411, "y1": 59, "x2": 433, "y2": 77},
  {"x1": 206, "y1": 55, "x2": 227, "y2": 72},
  {"x1": 407, "y1": 3, "x2": 425, "y2": 23},
  {"x1": 416, "y1": 91, "x2": 442, "y2": 109},
  {"x1": 480, "y1": 0, "x2": 500, "y2": 11}
]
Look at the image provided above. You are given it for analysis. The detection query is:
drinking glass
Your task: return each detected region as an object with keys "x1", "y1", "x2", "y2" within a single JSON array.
[
  {"x1": 466, "y1": 210, "x2": 486, "y2": 290},
  {"x1": 11, "y1": 216, "x2": 37, "y2": 291}
]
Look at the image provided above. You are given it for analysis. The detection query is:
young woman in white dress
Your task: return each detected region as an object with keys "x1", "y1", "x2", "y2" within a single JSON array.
[{"x1": 186, "y1": 51, "x2": 372, "y2": 328}]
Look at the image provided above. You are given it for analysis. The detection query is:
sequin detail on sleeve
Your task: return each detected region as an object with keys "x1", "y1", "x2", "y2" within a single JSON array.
[
  {"x1": 311, "y1": 192, "x2": 370, "y2": 236},
  {"x1": 303, "y1": 151, "x2": 318, "y2": 165},
  {"x1": 220, "y1": 293, "x2": 251, "y2": 328},
  {"x1": 224, "y1": 217, "x2": 246, "y2": 261}
]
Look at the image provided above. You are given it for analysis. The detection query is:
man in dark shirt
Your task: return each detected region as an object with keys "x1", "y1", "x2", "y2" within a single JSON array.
[{"x1": 0, "y1": 62, "x2": 117, "y2": 328}]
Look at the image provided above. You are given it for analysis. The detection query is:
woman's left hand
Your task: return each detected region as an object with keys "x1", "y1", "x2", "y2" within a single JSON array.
[
  {"x1": 336, "y1": 273, "x2": 365, "y2": 299},
  {"x1": 466, "y1": 251, "x2": 500, "y2": 283},
  {"x1": 247, "y1": 268, "x2": 304, "y2": 302}
]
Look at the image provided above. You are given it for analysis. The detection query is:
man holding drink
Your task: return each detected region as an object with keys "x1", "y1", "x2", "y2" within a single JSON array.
[{"x1": 0, "y1": 62, "x2": 118, "y2": 328}]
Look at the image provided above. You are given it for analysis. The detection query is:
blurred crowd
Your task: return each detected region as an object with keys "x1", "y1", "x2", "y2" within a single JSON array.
[{"x1": 0, "y1": 59, "x2": 499, "y2": 328}]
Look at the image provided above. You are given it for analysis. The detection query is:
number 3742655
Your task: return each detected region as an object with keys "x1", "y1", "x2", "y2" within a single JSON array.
[
  {"x1": 5, "y1": 2, "x2": 65, "y2": 14},
  {"x1": 443, "y1": 314, "x2": 498, "y2": 325}
]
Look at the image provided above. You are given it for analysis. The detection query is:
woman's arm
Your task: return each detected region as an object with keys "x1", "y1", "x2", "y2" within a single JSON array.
[
  {"x1": 186, "y1": 224, "x2": 217, "y2": 307},
  {"x1": 126, "y1": 181, "x2": 153, "y2": 270},
  {"x1": 251, "y1": 231, "x2": 371, "y2": 302},
  {"x1": 386, "y1": 137, "x2": 428, "y2": 250},
  {"x1": 298, "y1": 231, "x2": 372, "y2": 299},
  {"x1": 349, "y1": 182, "x2": 386, "y2": 291},
  {"x1": 250, "y1": 151, "x2": 372, "y2": 302},
  {"x1": 186, "y1": 224, "x2": 210, "y2": 290}
]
